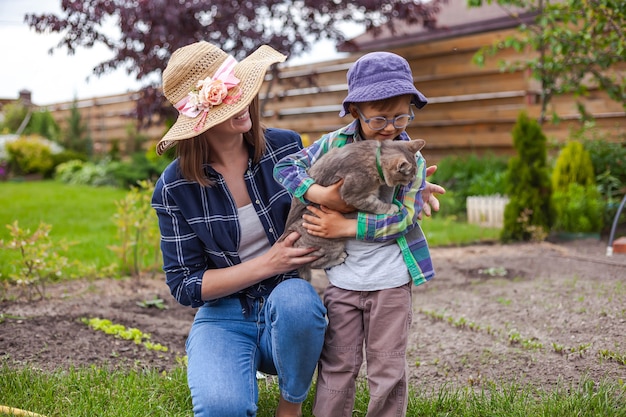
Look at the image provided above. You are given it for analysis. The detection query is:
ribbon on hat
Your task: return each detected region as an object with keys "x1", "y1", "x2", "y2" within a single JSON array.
[{"x1": 175, "y1": 55, "x2": 243, "y2": 131}]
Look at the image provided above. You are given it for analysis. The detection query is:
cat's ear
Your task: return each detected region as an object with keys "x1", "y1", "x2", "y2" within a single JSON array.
[
  {"x1": 398, "y1": 160, "x2": 415, "y2": 176},
  {"x1": 408, "y1": 139, "x2": 426, "y2": 153}
]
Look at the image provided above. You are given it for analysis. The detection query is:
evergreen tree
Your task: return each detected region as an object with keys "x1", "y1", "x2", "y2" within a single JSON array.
[
  {"x1": 501, "y1": 112, "x2": 553, "y2": 242},
  {"x1": 25, "y1": 110, "x2": 61, "y2": 142},
  {"x1": 62, "y1": 100, "x2": 92, "y2": 156}
]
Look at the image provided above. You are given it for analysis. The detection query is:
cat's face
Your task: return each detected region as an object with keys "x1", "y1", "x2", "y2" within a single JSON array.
[
  {"x1": 380, "y1": 139, "x2": 425, "y2": 186},
  {"x1": 352, "y1": 97, "x2": 413, "y2": 141}
]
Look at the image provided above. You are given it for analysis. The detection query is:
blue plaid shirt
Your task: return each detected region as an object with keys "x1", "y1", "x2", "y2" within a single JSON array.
[
  {"x1": 151, "y1": 128, "x2": 303, "y2": 312},
  {"x1": 273, "y1": 120, "x2": 435, "y2": 286}
]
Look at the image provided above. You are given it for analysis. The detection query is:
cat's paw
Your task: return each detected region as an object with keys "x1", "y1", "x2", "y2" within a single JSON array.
[{"x1": 384, "y1": 205, "x2": 400, "y2": 215}]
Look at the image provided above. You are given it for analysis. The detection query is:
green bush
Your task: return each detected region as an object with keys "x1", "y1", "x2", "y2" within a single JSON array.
[
  {"x1": 551, "y1": 183, "x2": 605, "y2": 233},
  {"x1": 0, "y1": 103, "x2": 29, "y2": 133},
  {"x1": 581, "y1": 134, "x2": 626, "y2": 228},
  {"x1": 54, "y1": 153, "x2": 168, "y2": 189},
  {"x1": 550, "y1": 140, "x2": 604, "y2": 234},
  {"x1": 25, "y1": 109, "x2": 61, "y2": 142},
  {"x1": 5, "y1": 135, "x2": 55, "y2": 176},
  {"x1": 501, "y1": 112, "x2": 553, "y2": 242},
  {"x1": 429, "y1": 153, "x2": 508, "y2": 218},
  {"x1": 107, "y1": 152, "x2": 169, "y2": 189},
  {"x1": 54, "y1": 159, "x2": 118, "y2": 187},
  {"x1": 552, "y1": 141, "x2": 595, "y2": 192},
  {"x1": 430, "y1": 190, "x2": 465, "y2": 219},
  {"x1": 52, "y1": 149, "x2": 88, "y2": 168}
]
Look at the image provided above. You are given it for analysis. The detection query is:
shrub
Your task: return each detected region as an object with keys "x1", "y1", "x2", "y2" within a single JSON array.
[
  {"x1": 0, "y1": 103, "x2": 28, "y2": 133},
  {"x1": 107, "y1": 152, "x2": 169, "y2": 189},
  {"x1": 0, "y1": 221, "x2": 70, "y2": 300},
  {"x1": 54, "y1": 158, "x2": 118, "y2": 187},
  {"x1": 25, "y1": 109, "x2": 61, "y2": 142},
  {"x1": 501, "y1": 112, "x2": 553, "y2": 242},
  {"x1": 108, "y1": 180, "x2": 161, "y2": 276},
  {"x1": 551, "y1": 141, "x2": 595, "y2": 192},
  {"x1": 550, "y1": 140, "x2": 604, "y2": 234},
  {"x1": 579, "y1": 131, "x2": 626, "y2": 228},
  {"x1": 552, "y1": 183, "x2": 605, "y2": 233},
  {"x1": 428, "y1": 153, "x2": 508, "y2": 218},
  {"x1": 5, "y1": 135, "x2": 56, "y2": 177}
]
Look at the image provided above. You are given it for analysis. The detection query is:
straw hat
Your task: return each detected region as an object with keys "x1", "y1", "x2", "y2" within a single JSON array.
[{"x1": 157, "y1": 41, "x2": 286, "y2": 155}]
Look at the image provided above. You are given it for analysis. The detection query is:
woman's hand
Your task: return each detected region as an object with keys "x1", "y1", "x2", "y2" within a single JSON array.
[
  {"x1": 302, "y1": 205, "x2": 356, "y2": 239},
  {"x1": 264, "y1": 231, "x2": 320, "y2": 273}
]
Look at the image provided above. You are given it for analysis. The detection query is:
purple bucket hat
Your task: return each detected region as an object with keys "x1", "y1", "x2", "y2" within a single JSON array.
[{"x1": 339, "y1": 51, "x2": 428, "y2": 117}]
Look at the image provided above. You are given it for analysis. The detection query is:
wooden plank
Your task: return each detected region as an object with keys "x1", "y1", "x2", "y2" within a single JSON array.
[
  {"x1": 391, "y1": 28, "x2": 522, "y2": 59},
  {"x1": 406, "y1": 48, "x2": 523, "y2": 78},
  {"x1": 266, "y1": 91, "x2": 529, "y2": 119}
]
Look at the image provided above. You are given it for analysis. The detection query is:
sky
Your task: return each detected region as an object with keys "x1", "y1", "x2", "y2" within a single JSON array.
[{"x1": 0, "y1": 0, "x2": 355, "y2": 106}]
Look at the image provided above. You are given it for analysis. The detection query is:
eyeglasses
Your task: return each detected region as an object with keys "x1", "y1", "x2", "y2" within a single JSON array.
[{"x1": 355, "y1": 107, "x2": 415, "y2": 131}]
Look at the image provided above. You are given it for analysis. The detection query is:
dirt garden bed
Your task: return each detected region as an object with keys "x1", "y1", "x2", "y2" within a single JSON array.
[{"x1": 1, "y1": 238, "x2": 625, "y2": 392}]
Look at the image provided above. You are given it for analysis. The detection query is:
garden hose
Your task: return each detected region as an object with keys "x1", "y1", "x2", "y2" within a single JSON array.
[
  {"x1": 0, "y1": 406, "x2": 47, "y2": 417},
  {"x1": 606, "y1": 193, "x2": 626, "y2": 256}
]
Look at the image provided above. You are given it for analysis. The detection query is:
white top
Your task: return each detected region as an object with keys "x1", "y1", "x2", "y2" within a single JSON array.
[
  {"x1": 237, "y1": 203, "x2": 271, "y2": 262},
  {"x1": 326, "y1": 186, "x2": 411, "y2": 291}
]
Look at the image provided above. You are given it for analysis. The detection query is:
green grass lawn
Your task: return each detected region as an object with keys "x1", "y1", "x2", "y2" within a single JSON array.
[
  {"x1": 0, "y1": 180, "x2": 501, "y2": 280},
  {"x1": 0, "y1": 181, "x2": 128, "y2": 277},
  {"x1": 420, "y1": 214, "x2": 500, "y2": 246}
]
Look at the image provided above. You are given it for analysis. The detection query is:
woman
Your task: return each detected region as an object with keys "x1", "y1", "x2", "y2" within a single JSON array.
[{"x1": 151, "y1": 41, "x2": 327, "y2": 417}]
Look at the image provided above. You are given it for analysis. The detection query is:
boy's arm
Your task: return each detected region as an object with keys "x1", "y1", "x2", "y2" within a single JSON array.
[
  {"x1": 273, "y1": 139, "x2": 323, "y2": 203},
  {"x1": 274, "y1": 135, "x2": 354, "y2": 213}
]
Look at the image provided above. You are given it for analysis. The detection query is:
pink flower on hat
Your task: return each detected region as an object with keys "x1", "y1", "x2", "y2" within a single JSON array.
[
  {"x1": 175, "y1": 55, "x2": 243, "y2": 130},
  {"x1": 197, "y1": 78, "x2": 228, "y2": 107}
]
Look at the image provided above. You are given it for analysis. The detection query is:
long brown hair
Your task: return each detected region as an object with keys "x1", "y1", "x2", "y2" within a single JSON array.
[{"x1": 176, "y1": 96, "x2": 266, "y2": 186}]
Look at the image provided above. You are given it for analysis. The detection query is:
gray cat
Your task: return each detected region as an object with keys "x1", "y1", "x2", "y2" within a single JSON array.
[{"x1": 281, "y1": 139, "x2": 426, "y2": 275}]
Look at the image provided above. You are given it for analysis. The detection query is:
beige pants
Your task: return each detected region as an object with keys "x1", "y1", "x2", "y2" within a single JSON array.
[{"x1": 313, "y1": 282, "x2": 413, "y2": 417}]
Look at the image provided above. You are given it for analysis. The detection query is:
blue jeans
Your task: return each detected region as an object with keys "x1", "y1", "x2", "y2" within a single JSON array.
[{"x1": 186, "y1": 278, "x2": 327, "y2": 417}]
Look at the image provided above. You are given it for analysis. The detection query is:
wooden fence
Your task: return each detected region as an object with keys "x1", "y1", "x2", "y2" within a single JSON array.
[
  {"x1": 42, "y1": 28, "x2": 625, "y2": 163},
  {"x1": 264, "y1": 28, "x2": 625, "y2": 164}
]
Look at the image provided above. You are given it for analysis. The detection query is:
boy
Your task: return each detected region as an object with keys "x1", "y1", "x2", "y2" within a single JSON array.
[{"x1": 273, "y1": 51, "x2": 436, "y2": 417}]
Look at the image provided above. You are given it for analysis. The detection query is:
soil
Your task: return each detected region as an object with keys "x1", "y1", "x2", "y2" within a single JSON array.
[{"x1": 1, "y1": 238, "x2": 625, "y2": 392}]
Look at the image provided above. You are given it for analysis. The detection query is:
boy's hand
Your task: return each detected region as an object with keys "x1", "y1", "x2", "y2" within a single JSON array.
[
  {"x1": 420, "y1": 165, "x2": 446, "y2": 219},
  {"x1": 302, "y1": 205, "x2": 357, "y2": 238}
]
